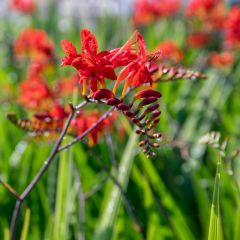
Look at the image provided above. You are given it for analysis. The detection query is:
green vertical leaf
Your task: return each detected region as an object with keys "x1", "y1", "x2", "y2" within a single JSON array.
[{"x1": 208, "y1": 157, "x2": 222, "y2": 240}]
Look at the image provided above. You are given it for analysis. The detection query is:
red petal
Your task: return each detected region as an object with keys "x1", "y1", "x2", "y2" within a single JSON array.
[
  {"x1": 81, "y1": 29, "x2": 98, "y2": 56},
  {"x1": 136, "y1": 32, "x2": 147, "y2": 61},
  {"x1": 99, "y1": 66, "x2": 117, "y2": 80},
  {"x1": 61, "y1": 40, "x2": 77, "y2": 56}
]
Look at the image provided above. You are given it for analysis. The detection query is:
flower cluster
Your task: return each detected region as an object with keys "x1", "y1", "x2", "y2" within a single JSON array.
[
  {"x1": 10, "y1": 0, "x2": 36, "y2": 13},
  {"x1": 61, "y1": 29, "x2": 205, "y2": 154},
  {"x1": 132, "y1": 0, "x2": 180, "y2": 26},
  {"x1": 9, "y1": 27, "x2": 205, "y2": 155},
  {"x1": 14, "y1": 28, "x2": 54, "y2": 63}
]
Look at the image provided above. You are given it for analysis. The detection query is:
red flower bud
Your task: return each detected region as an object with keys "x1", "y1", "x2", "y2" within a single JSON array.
[
  {"x1": 124, "y1": 111, "x2": 135, "y2": 118},
  {"x1": 106, "y1": 97, "x2": 122, "y2": 106},
  {"x1": 134, "y1": 89, "x2": 161, "y2": 101},
  {"x1": 151, "y1": 110, "x2": 161, "y2": 118},
  {"x1": 138, "y1": 97, "x2": 158, "y2": 108},
  {"x1": 118, "y1": 103, "x2": 131, "y2": 111},
  {"x1": 93, "y1": 89, "x2": 114, "y2": 100}
]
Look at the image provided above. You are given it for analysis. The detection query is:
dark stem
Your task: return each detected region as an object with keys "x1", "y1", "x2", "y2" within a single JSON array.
[
  {"x1": 9, "y1": 101, "x2": 115, "y2": 239},
  {"x1": 10, "y1": 200, "x2": 22, "y2": 240},
  {"x1": 91, "y1": 153, "x2": 144, "y2": 238},
  {"x1": 10, "y1": 110, "x2": 75, "y2": 239}
]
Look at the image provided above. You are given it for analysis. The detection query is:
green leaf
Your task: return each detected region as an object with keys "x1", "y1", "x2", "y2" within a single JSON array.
[{"x1": 208, "y1": 157, "x2": 222, "y2": 240}]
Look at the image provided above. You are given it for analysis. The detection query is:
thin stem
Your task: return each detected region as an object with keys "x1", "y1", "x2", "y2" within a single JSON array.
[
  {"x1": 105, "y1": 129, "x2": 117, "y2": 169},
  {"x1": 10, "y1": 200, "x2": 22, "y2": 240},
  {"x1": 91, "y1": 152, "x2": 143, "y2": 235},
  {"x1": 84, "y1": 175, "x2": 108, "y2": 200},
  {"x1": 0, "y1": 179, "x2": 21, "y2": 200},
  {"x1": 20, "y1": 111, "x2": 75, "y2": 200},
  {"x1": 58, "y1": 107, "x2": 115, "y2": 152},
  {"x1": 10, "y1": 110, "x2": 75, "y2": 239}
]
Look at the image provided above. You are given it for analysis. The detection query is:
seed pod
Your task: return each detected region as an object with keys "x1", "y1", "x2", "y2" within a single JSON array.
[
  {"x1": 93, "y1": 89, "x2": 114, "y2": 100},
  {"x1": 107, "y1": 97, "x2": 122, "y2": 106}
]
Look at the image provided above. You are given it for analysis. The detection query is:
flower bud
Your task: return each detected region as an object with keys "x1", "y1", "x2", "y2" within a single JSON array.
[{"x1": 93, "y1": 89, "x2": 114, "y2": 100}]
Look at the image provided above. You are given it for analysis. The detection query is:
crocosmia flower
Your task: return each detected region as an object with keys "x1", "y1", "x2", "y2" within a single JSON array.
[
  {"x1": 224, "y1": 6, "x2": 240, "y2": 47},
  {"x1": 112, "y1": 31, "x2": 154, "y2": 96},
  {"x1": 10, "y1": 0, "x2": 35, "y2": 13},
  {"x1": 210, "y1": 51, "x2": 234, "y2": 67},
  {"x1": 187, "y1": 32, "x2": 210, "y2": 48},
  {"x1": 186, "y1": 0, "x2": 225, "y2": 30},
  {"x1": 71, "y1": 110, "x2": 114, "y2": 146},
  {"x1": 14, "y1": 28, "x2": 54, "y2": 62},
  {"x1": 18, "y1": 63, "x2": 54, "y2": 111},
  {"x1": 61, "y1": 29, "x2": 117, "y2": 96},
  {"x1": 155, "y1": 40, "x2": 184, "y2": 63},
  {"x1": 132, "y1": 0, "x2": 180, "y2": 26}
]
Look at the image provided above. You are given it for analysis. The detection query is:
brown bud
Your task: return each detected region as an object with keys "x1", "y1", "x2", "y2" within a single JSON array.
[
  {"x1": 153, "y1": 133, "x2": 162, "y2": 139},
  {"x1": 139, "y1": 139, "x2": 148, "y2": 147},
  {"x1": 150, "y1": 142, "x2": 160, "y2": 148}
]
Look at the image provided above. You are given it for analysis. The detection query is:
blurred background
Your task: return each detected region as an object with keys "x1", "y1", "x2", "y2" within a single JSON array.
[{"x1": 1, "y1": 0, "x2": 240, "y2": 240}]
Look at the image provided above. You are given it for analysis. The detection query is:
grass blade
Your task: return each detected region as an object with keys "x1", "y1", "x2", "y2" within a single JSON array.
[
  {"x1": 208, "y1": 156, "x2": 222, "y2": 240},
  {"x1": 20, "y1": 208, "x2": 31, "y2": 240}
]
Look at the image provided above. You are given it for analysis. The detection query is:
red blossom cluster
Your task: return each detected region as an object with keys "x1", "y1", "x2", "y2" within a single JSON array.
[
  {"x1": 132, "y1": 0, "x2": 180, "y2": 26},
  {"x1": 154, "y1": 40, "x2": 184, "y2": 63},
  {"x1": 10, "y1": 26, "x2": 205, "y2": 153},
  {"x1": 61, "y1": 29, "x2": 158, "y2": 97},
  {"x1": 71, "y1": 110, "x2": 115, "y2": 146},
  {"x1": 224, "y1": 6, "x2": 240, "y2": 47},
  {"x1": 10, "y1": 0, "x2": 36, "y2": 13},
  {"x1": 14, "y1": 28, "x2": 54, "y2": 63}
]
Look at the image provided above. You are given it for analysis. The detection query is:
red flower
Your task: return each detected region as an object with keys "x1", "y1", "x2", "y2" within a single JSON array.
[
  {"x1": 10, "y1": 0, "x2": 35, "y2": 13},
  {"x1": 155, "y1": 40, "x2": 184, "y2": 63},
  {"x1": 224, "y1": 6, "x2": 240, "y2": 47},
  {"x1": 132, "y1": 0, "x2": 180, "y2": 26},
  {"x1": 187, "y1": 32, "x2": 210, "y2": 48},
  {"x1": 71, "y1": 110, "x2": 114, "y2": 146},
  {"x1": 14, "y1": 28, "x2": 54, "y2": 62},
  {"x1": 112, "y1": 31, "x2": 153, "y2": 97},
  {"x1": 18, "y1": 64, "x2": 54, "y2": 111},
  {"x1": 210, "y1": 51, "x2": 234, "y2": 67},
  {"x1": 187, "y1": 0, "x2": 219, "y2": 16},
  {"x1": 55, "y1": 74, "x2": 80, "y2": 97},
  {"x1": 186, "y1": 0, "x2": 225, "y2": 30},
  {"x1": 61, "y1": 29, "x2": 117, "y2": 96}
]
